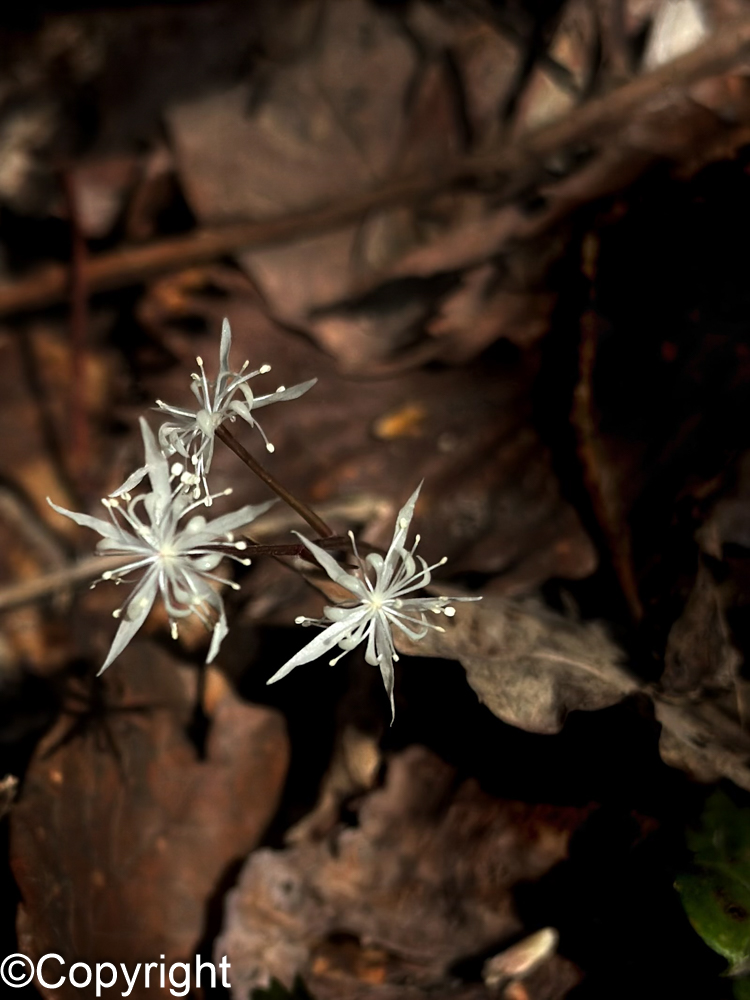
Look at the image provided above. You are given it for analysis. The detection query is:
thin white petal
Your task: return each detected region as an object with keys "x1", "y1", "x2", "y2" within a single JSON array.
[
  {"x1": 97, "y1": 572, "x2": 159, "y2": 673},
  {"x1": 219, "y1": 317, "x2": 232, "y2": 376},
  {"x1": 266, "y1": 608, "x2": 371, "y2": 684},
  {"x1": 390, "y1": 482, "x2": 422, "y2": 551},
  {"x1": 379, "y1": 655, "x2": 395, "y2": 725},
  {"x1": 207, "y1": 607, "x2": 229, "y2": 663},
  {"x1": 295, "y1": 533, "x2": 369, "y2": 599},
  {"x1": 46, "y1": 498, "x2": 122, "y2": 541},
  {"x1": 139, "y1": 417, "x2": 171, "y2": 517},
  {"x1": 252, "y1": 378, "x2": 318, "y2": 409},
  {"x1": 110, "y1": 465, "x2": 149, "y2": 498}
]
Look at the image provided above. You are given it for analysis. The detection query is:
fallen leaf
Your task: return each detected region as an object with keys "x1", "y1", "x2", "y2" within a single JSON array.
[
  {"x1": 216, "y1": 746, "x2": 589, "y2": 998},
  {"x1": 11, "y1": 649, "x2": 289, "y2": 1000},
  {"x1": 395, "y1": 596, "x2": 638, "y2": 734}
]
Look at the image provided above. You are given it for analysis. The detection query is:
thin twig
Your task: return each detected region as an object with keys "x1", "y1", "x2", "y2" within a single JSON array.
[
  {"x1": 0, "y1": 535, "x2": 348, "y2": 614},
  {"x1": 2, "y1": 15, "x2": 750, "y2": 317},
  {"x1": 61, "y1": 169, "x2": 91, "y2": 485},
  {"x1": 571, "y1": 231, "x2": 643, "y2": 621},
  {"x1": 215, "y1": 424, "x2": 334, "y2": 538}
]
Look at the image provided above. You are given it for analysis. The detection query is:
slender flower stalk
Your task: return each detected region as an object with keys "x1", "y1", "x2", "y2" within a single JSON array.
[
  {"x1": 266, "y1": 483, "x2": 480, "y2": 721},
  {"x1": 48, "y1": 418, "x2": 274, "y2": 673}
]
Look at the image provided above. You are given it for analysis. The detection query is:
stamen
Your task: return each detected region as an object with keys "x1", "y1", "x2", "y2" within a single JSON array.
[
  {"x1": 170, "y1": 622, "x2": 179, "y2": 640},
  {"x1": 112, "y1": 609, "x2": 121, "y2": 618},
  {"x1": 260, "y1": 364, "x2": 271, "y2": 374},
  {"x1": 443, "y1": 606, "x2": 456, "y2": 617},
  {"x1": 276, "y1": 385, "x2": 286, "y2": 393}
]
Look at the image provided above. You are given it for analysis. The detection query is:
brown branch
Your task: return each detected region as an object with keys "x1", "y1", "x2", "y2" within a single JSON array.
[
  {"x1": 2, "y1": 15, "x2": 750, "y2": 318},
  {"x1": 571, "y1": 232, "x2": 643, "y2": 622},
  {"x1": 215, "y1": 424, "x2": 334, "y2": 538},
  {"x1": 61, "y1": 169, "x2": 91, "y2": 485},
  {"x1": 0, "y1": 535, "x2": 349, "y2": 614}
]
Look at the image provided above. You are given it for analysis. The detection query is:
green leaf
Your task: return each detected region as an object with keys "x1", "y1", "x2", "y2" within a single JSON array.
[{"x1": 676, "y1": 791, "x2": 750, "y2": 975}]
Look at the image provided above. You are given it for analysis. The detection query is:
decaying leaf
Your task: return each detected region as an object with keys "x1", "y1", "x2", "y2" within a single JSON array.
[
  {"x1": 395, "y1": 596, "x2": 638, "y2": 734},
  {"x1": 216, "y1": 746, "x2": 587, "y2": 999},
  {"x1": 11, "y1": 649, "x2": 289, "y2": 1000},
  {"x1": 662, "y1": 560, "x2": 740, "y2": 695}
]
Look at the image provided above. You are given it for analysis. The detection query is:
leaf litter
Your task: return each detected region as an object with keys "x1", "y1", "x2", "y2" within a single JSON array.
[{"x1": 2, "y1": 0, "x2": 750, "y2": 997}]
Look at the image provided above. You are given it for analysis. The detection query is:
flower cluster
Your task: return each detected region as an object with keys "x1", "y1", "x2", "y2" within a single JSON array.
[
  {"x1": 49, "y1": 319, "x2": 479, "y2": 717},
  {"x1": 266, "y1": 484, "x2": 480, "y2": 721},
  {"x1": 50, "y1": 418, "x2": 274, "y2": 672}
]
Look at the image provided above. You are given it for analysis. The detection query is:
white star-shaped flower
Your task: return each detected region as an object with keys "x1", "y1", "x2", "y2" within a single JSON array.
[
  {"x1": 266, "y1": 483, "x2": 480, "y2": 721},
  {"x1": 48, "y1": 417, "x2": 274, "y2": 673},
  {"x1": 154, "y1": 318, "x2": 316, "y2": 495}
]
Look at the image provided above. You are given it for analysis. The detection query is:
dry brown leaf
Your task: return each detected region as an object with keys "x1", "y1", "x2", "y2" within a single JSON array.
[
  {"x1": 662, "y1": 560, "x2": 741, "y2": 694},
  {"x1": 167, "y1": 0, "x2": 418, "y2": 332},
  {"x1": 216, "y1": 745, "x2": 589, "y2": 998},
  {"x1": 395, "y1": 596, "x2": 638, "y2": 734},
  {"x1": 10, "y1": 650, "x2": 289, "y2": 1000}
]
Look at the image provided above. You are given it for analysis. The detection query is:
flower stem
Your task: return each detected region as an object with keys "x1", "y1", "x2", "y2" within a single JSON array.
[
  {"x1": 243, "y1": 536, "x2": 348, "y2": 559},
  {"x1": 216, "y1": 424, "x2": 334, "y2": 538}
]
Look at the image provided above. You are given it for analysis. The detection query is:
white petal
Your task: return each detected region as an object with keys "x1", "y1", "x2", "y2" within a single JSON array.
[
  {"x1": 206, "y1": 607, "x2": 229, "y2": 662},
  {"x1": 253, "y1": 378, "x2": 317, "y2": 409},
  {"x1": 139, "y1": 417, "x2": 172, "y2": 518},
  {"x1": 378, "y1": 654, "x2": 396, "y2": 725},
  {"x1": 97, "y1": 571, "x2": 159, "y2": 674},
  {"x1": 179, "y1": 500, "x2": 276, "y2": 550},
  {"x1": 295, "y1": 533, "x2": 369, "y2": 599},
  {"x1": 227, "y1": 399, "x2": 254, "y2": 425},
  {"x1": 46, "y1": 498, "x2": 122, "y2": 542},
  {"x1": 266, "y1": 607, "x2": 371, "y2": 684},
  {"x1": 219, "y1": 317, "x2": 232, "y2": 376},
  {"x1": 110, "y1": 465, "x2": 149, "y2": 498},
  {"x1": 390, "y1": 482, "x2": 423, "y2": 552}
]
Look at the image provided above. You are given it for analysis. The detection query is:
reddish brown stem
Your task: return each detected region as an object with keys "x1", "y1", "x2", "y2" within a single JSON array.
[
  {"x1": 61, "y1": 169, "x2": 90, "y2": 485},
  {"x1": 216, "y1": 424, "x2": 334, "y2": 538}
]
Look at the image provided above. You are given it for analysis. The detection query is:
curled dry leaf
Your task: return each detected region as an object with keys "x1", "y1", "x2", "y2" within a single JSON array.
[
  {"x1": 216, "y1": 746, "x2": 588, "y2": 999},
  {"x1": 10, "y1": 648, "x2": 289, "y2": 1000},
  {"x1": 394, "y1": 596, "x2": 639, "y2": 734}
]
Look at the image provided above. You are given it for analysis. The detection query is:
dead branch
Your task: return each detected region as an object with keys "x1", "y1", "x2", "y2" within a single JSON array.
[{"x1": 1, "y1": 14, "x2": 750, "y2": 318}]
